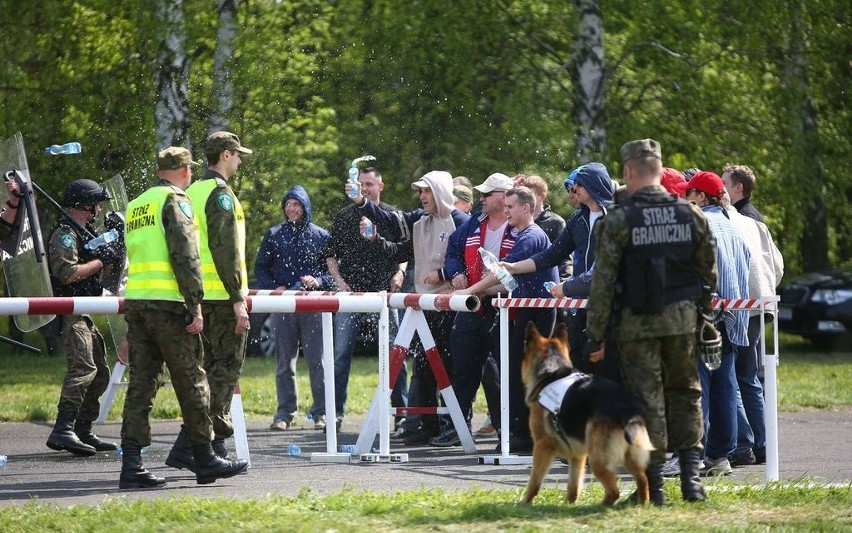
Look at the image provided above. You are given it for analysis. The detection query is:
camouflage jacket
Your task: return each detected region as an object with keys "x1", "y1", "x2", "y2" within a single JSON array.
[{"x1": 198, "y1": 169, "x2": 245, "y2": 305}]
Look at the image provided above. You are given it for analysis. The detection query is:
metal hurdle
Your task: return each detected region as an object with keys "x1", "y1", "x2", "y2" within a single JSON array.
[{"x1": 487, "y1": 295, "x2": 782, "y2": 482}]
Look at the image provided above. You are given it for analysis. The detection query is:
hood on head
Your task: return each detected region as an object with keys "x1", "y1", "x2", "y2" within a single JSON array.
[
  {"x1": 572, "y1": 162, "x2": 614, "y2": 209},
  {"x1": 413, "y1": 170, "x2": 454, "y2": 218},
  {"x1": 282, "y1": 185, "x2": 312, "y2": 225}
]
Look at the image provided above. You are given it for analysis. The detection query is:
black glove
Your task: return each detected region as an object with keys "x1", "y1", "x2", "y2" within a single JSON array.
[
  {"x1": 583, "y1": 338, "x2": 603, "y2": 358},
  {"x1": 93, "y1": 242, "x2": 121, "y2": 265}
]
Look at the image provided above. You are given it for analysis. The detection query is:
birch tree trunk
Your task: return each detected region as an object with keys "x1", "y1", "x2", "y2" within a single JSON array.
[
  {"x1": 570, "y1": 0, "x2": 606, "y2": 163},
  {"x1": 208, "y1": 0, "x2": 239, "y2": 135},
  {"x1": 782, "y1": 0, "x2": 829, "y2": 271},
  {"x1": 154, "y1": 0, "x2": 191, "y2": 150}
]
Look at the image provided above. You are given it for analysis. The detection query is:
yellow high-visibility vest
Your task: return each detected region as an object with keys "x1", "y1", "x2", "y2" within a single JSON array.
[
  {"x1": 185, "y1": 178, "x2": 248, "y2": 300},
  {"x1": 124, "y1": 185, "x2": 186, "y2": 301}
]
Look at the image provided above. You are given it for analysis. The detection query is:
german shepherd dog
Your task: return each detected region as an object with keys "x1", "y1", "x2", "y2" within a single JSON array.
[{"x1": 521, "y1": 322, "x2": 653, "y2": 506}]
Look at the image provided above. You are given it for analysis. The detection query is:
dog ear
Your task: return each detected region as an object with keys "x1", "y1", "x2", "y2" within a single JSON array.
[
  {"x1": 552, "y1": 322, "x2": 568, "y2": 344},
  {"x1": 525, "y1": 321, "x2": 541, "y2": 344}
]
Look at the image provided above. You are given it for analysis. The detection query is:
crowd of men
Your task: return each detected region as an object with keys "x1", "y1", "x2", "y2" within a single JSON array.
[{"x1": 10, "y1": 133, "x2": 781, "y2": 503}]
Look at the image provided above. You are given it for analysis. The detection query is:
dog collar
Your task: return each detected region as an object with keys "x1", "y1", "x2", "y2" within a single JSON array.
[{"x1": 537, "y1": 373, "x2": 588, "y2": 415}]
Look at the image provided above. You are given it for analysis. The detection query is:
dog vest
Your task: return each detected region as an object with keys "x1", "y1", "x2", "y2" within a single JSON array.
[{"x1": 537, "y1": 373, "x2": 588, "y2": 415}]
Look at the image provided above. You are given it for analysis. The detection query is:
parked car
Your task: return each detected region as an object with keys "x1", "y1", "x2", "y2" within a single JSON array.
[
  {"x1": 777, "y1": 270, "x2": 852, "y2": 349},
  {"x1": 246, "y1": 312, "x2": 275, "y2": 357}
]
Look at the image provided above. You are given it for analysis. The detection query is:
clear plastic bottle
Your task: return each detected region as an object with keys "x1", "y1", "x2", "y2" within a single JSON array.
[
  {"x1": 287, "y1": 444, "x2": 302, "y2": 456},
  {"x1": 84, "y1": 229, "x2": 119, "y2": 250},
  {"x1": 543, "y1": 281, "x2": 557, "y2": 292},
  {"x1": 339, "y1": 444, "x2": 356, "y2": 455},
  {"x1": 347, "y1": 164, "x2": 360, "y2": 199},
  {"x1": 361, "y1": 217, "x2": 374, "y2": 238},
  {"x1": 45, "y1": 142, "x2": 82, "y2": 155},
  {"x1": 0, "y1": 455, "x2": 7, "y2": 468},
  {"x1": 478, "y1": 247, "x2": 518, "y2": 292}
]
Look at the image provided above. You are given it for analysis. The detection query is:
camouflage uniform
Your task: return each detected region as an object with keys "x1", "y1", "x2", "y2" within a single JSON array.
[
  {"x1": 48, "y1": 221, "x2": 110, "y2": 423},
  {"x1": 121, "y1": 181, "x2": 212, "y2": 447},
  {"x1": 586, "y1": 184, "x2": 717, "y2": 462},
  {"x1": 195, "y1": 170, "x2": 247, "y2": 440}
]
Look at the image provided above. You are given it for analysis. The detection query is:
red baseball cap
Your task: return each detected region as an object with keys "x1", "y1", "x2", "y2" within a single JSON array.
[{"x1": 673, "y1": 170, "x2": 725, "y2": 199}]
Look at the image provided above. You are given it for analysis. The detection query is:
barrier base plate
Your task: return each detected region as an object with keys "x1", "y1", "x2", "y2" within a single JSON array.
[
  {"x1": 310, "y1": 452, "x2": 352, "y2": 463},
  {"x1": 359, "y1": 453, "x2": 409, "y2": 463},
  {"x1": 478, "y1": 454, "x2": 533, "y2": 465}
]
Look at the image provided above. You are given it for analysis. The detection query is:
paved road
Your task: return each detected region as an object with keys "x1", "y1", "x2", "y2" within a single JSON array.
[{"x1": 1, "y1": 410, "x2": 850, "y2": 509}]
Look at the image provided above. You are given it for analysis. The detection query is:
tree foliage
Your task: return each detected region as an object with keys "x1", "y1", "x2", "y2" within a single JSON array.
[{"x1": 0, "y1": 0, "x2": 848, "y2": 276}]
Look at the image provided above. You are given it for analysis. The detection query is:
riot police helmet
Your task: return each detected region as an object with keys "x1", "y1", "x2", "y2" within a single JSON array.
[{"x1": 62, "y1": 179, "x2": 111, "y2": 208}]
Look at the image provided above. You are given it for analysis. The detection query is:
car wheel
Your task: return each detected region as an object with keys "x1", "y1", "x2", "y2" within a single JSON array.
[{"x1": 258, "y1": 315, "x2": 276, "y2": 358}]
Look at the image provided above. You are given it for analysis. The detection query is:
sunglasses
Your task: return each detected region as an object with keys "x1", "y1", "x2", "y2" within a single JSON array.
[{"x1": 481, "y1": 190, "x2": 504, "y2": 198}]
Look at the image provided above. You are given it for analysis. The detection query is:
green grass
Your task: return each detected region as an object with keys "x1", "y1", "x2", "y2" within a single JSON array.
[
  {"x1": 2, "y1": 331, "x2": 849, "y2": 423},
  {"x1": 1, "y1": 482, "x2": 851, "y2": 531}
]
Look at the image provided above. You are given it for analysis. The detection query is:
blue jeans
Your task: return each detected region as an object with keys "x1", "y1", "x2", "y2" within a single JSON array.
[
  {"x1": 272, "y1": 312, "x2": 325, "y2": 423},
  {"x1": 735, "y1": 316, "x2": 766, "y2": 453},
  {"x1": 333, "y1": 310, "x2": 407, "y2": 417},
  {"x1": 448, "y1": 310, "x2": 501, "y2": 427},
  {"x1": 699, "y1": 330, "x2": 738, "y2": 460}
]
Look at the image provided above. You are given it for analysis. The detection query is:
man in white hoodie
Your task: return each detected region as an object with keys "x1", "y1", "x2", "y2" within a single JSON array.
[{"x1": 351, "y1": 171, "x2": 470, "y2": 444}]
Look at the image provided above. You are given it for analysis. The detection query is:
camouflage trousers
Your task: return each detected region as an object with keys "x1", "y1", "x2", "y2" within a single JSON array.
[
  {"x1": 57, "y1": 315, "x2": 109, "y2": 422},
  {"x1": 617, "y1": 333, "x2": 704, "y2": 462},
  {"x1": 201, "y1": 303, "x2": 247, "y2": 439},
  {"x1": 121, "y1": 308, "x2": 213, "y2": 447}
]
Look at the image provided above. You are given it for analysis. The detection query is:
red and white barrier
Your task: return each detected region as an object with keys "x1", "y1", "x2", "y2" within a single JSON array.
[
  {"x1": 248, "y1": 290, "x2": 480, "y2": 313},
  {"x1": 490, "y1": 295, "x2": 782, "y2": 483}
]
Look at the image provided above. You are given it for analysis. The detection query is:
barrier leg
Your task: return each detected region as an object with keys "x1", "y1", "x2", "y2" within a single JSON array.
[
  {"x1": 763, "y1": 308, "x2": 780, "y2": 481},
  {"x1": 229, "y1": 381, "x2": 250, "y2": 465},
  {"x1": 311, "y1": 312, "x2": 350, "y2": 463},
  {"x1": 96, "y1": 361, "x2": 127, "y2": 423}
]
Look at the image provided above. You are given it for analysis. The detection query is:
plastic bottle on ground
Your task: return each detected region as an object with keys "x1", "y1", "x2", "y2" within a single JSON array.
[{"x1": 287, "y1": 444, "x2": 302, "y2": 456}]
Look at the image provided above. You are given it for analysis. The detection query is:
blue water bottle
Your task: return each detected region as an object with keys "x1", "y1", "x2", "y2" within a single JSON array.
[
  {"x1": 339, "y1": 444, "x2": 356, "y2": 455},
  {"x1": 0, "y1": 455, "x2": 7, "y2": 468},
  {"x1": 84, "y1": 229, "x2": 119, "y2": 251},
  {"x1": 361, "y1": 217, "x2": 374, "y2": 238},
  {"x1": 45, "y1": 142, "x2": 82, "y2": 155},
  {"x1": 347, "y1": 163, "x2": 360, "y2": 199},
  {"x1": 287, "y1": 444, "x2": 302, "y2": 457}
]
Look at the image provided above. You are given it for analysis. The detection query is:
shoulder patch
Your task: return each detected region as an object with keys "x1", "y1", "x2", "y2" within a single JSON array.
[
  {"x1": 178, "y1": 201, "x2": 194, "y2": 220},
  {"x1": 60, "y1": 234, "x2": 75, "y2": 249},
  {"x1": 216, "y1": 193, "x2": 233, "y2": 211}
]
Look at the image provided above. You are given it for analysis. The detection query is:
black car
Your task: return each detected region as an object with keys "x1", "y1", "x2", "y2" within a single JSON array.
[{"x1": 777, "y1": 270, "x2": 852, "y2": 349}]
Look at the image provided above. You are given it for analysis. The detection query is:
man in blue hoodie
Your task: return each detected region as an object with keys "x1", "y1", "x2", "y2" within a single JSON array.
[
  {"x1": 503, "y1": 163, "x2": 615, "y2": 377},
  {"x1": 255, "y1": 186, "x2": 333, "y2": 431}
]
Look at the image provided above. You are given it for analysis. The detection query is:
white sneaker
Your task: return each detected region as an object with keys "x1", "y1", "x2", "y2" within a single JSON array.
[
  {"x1": 702, "y1": 457, "x2": 732, "y2": 476},
  {"x1": 661, "y1": 455, "x2": 681, "y2": 477}
]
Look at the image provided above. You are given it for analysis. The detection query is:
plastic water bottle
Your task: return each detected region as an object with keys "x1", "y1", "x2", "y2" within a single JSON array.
[
  {"x1": 478, "y1": 247, "x2": 518, "y2": 292},
  {"x1": 45, "y1": 142, "x2": 82, "y2": 155},
  {"x1": 339, "y1": 444, "x2": 356, "y2": 454},
  {"x1": 287, "y1": 444, "x2": 302, "y2": 456},
  {"x1": 0, "y1": 455, "x2": 7, "y2": 468},
  {"x1": 84, "y1": 229, "x2": 119, "y2": 250},
  {"x1": 347, "y1": 163, "x2": 360, "y2": 199},
  {"x1": 361, "y1": 217, "x2": 374, "y2": 238},
  {"x1": 543, "y1": 281, "x2": 557, "y2": 292},
  {"x1": 115, "y1": 446, "x2": 122, "y2": 458}
]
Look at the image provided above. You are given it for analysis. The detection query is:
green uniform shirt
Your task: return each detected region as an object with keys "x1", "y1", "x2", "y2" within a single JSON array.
[{"x1": 586, "y1": 184, "x2": 717, "y2": 342}]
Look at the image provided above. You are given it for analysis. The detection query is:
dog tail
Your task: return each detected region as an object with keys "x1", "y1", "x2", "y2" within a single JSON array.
[{"x1": 623, "y1": 415, "x2": 654, "y2": 451}]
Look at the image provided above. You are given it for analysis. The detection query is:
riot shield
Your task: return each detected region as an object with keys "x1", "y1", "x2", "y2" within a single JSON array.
[
  {"x1": 97, "y1": 174, "x2": 129, "y2": 354},
  {"x1": 0, "y1": 132, "x2": 55, "y2": 332}
]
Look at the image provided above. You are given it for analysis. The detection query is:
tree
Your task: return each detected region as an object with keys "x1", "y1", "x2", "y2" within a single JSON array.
[{"x1": 154, "y1": 0, "x2": 192, "y2": 150}]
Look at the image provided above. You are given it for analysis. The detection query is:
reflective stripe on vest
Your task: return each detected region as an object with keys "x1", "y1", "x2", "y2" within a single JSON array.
[
  {"x1": 124, "y1": 186, "x2": 183, "y2": 301},
  {"x1": 185, "y1": 178, "x2": 248, "y2": 300}
]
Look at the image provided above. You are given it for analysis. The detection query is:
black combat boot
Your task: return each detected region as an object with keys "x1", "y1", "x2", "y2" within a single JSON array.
[
  {"x1": 119, "y1": 444, "x2": 166, "y2": 489},
  {"x1": 620, "y1": 459, "x2": 665, "y2": 506},
  {"x1": 165, "y1": 425, "x2": 196, "y2": 472},
  {"x1": 74, "y1": 419, "x2": 118, "y2": 451},
  {"x1": 192, "y1": 442, "x2": 248, "y2": 485},
  {"x1": 46, "y1": 411, "x2": 97, "y2": 456},
  {"x1": 212, "y1": 437, "x2": 229, "y2": 458},
  {"x1": 679, "y1": 448, "x2": 707, "y2": 502}
]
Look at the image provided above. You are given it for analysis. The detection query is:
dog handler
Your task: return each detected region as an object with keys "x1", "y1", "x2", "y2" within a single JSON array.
[{"x1": 585, "y1": 139, "x2": 717, "y2": 504}]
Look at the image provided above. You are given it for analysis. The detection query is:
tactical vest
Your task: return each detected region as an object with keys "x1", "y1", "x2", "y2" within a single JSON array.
[
  {"x1": 619, "y1": 195, "x2": 701, "y2": 314},
  {"x1": 124, "y1": 186, "x2": 185, "y2": 301},
  {"x1": 185, "y1": 178, "x2": 248, "y2": 301},
  {"x1": 49, "y1": 220, "x2": 102, "y2": 297}
]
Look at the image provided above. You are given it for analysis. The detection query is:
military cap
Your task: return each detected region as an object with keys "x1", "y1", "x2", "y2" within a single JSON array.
[
  {"x1": 157, "y1": 147, "x2": 200, "y2": 170},
  {"x1": 205, "y1": 131, "x2": 253, "y2": 155},
  {"x1": 620, "y1": 139, "x2": 662, "y2": 162}
]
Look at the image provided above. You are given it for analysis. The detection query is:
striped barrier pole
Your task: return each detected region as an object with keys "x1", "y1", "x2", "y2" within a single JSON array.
[{"x1": 248, "y1": 290, "x2": 480, "y2": 313}]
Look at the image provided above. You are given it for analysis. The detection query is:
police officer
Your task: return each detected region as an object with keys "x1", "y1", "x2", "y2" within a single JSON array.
[
  {"x1": 46, "y1": 179, "x2": 119, "y2": 456},
  {"x1": 119, "y1": 147, "x2": 247, "y2": 489},
  {"x1": 585, "y1": 139, "x2": 717, "y2": 504},
  {"x1": 166, "y1": 131, "x2": 251, "y2": 470}
]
